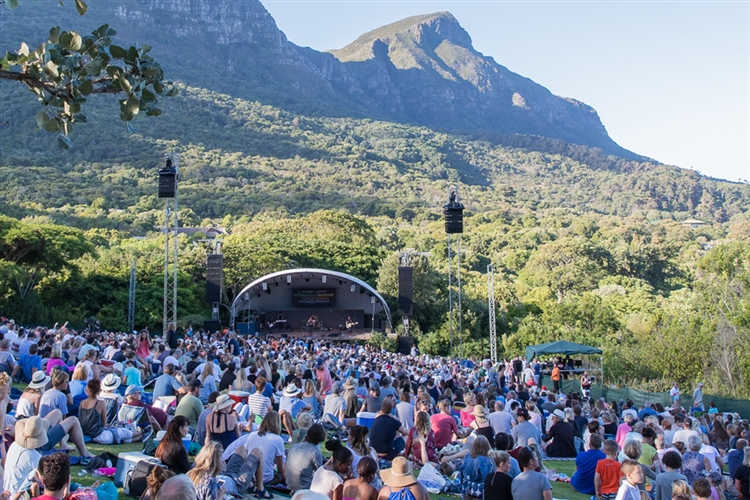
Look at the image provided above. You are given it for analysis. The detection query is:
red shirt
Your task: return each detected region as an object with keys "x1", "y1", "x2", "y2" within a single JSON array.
[
  {"x1": 431, "y1": 412, "x2": 459, "y2": 449},
  {"x1": 595, "y1": 458, "x2": 624, "y2": 494}
]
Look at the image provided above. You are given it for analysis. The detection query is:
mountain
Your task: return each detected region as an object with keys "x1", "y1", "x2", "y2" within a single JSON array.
[{"x1": 0, "y1": 0, "x2": 637, "y2": 158}]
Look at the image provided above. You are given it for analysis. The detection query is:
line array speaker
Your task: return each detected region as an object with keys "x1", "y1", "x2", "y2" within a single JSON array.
[
  {"x1": 206, "y1": 254, "x2": 223, "y2": 303},
  {"x1": 398, "y1": 266, "x2": 414, "y2": 316}
]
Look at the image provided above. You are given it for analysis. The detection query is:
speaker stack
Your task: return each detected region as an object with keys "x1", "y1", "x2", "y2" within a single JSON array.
[
  {"x1": 206, "y1": 254, "x2": 223, "y2": 303},
  {"x1": 398, "y1": 266, "x2": 414, "y2": 317}
]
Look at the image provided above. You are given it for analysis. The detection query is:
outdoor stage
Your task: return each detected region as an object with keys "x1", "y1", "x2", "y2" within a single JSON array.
[{"x1": 253, "y1": 328, "x2": 384, "y2": 342}]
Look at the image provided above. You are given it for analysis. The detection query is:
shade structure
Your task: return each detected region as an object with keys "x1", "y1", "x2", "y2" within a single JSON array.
[{"x1": 525, "y1": 341, "x2": 602, "y2": 362}]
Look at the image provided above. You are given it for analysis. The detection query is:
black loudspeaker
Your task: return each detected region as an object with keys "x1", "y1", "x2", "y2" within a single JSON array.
[
  {"x1": 203, "y1": 320, "x2": 220, "y2": 332},
  {"x1": 398, "y1": 266, "x2": 414, "y2": 316},
  {"x1": 397, "y1": 335, "x2": 415, "y2": 355},
  {"x1": 158, "y1": 160, "x2": 177, "y2": 198},
  {"x1": 206, "y1": 254, "x2": 223, "y2": 303}
]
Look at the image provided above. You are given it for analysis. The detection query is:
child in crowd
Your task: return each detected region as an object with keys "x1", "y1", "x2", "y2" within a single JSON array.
[
  {"x1": 596, "y1": 440, "x2": 624, "y2": 500},
  {"x1": 615, "y1": 459, "x2": 644, "y2": 500},
  {"x1": 33, "y1": 452, "x2": 70, "y2": 500}
]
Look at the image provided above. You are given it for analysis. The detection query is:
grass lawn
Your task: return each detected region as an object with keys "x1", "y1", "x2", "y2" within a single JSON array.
[{"x1": 66, "y1": 441, "x2": 587, "y2": 500}]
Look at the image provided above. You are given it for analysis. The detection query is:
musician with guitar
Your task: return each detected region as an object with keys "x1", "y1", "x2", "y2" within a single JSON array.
[{"x1": 345, "y1": 316, "x2": 358, "y2": 335}]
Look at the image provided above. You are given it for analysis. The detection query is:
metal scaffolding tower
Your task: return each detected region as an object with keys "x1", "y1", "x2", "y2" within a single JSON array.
[
  {"x1": 162, "y1": 154, "x2": 179, "y2": 335},
  {"x1": 128, "y1": 260, "x2": 136, "y2": 333},
  {"x1": 488, "y1": 264, "x2": 497, "y2": 364},
  {"x1": 210, "y1": 240, "x2": 222, "y2": 321},
  {"x1": 448, "y1": 235, "x2": 463, "y2": 358},
  {"x1": 443, "y1": 188, "x2": 465, "y2": 359}
]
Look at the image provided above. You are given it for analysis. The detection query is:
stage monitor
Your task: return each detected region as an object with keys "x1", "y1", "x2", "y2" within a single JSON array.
[{"x1": 292, "y1": 288, "x2": 336, "y2": 307}]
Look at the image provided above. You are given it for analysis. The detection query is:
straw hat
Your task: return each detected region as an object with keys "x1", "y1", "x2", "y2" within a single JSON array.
[
  {"x1": 102, "y1": 374, "x2": 122, "y2": 391},
  {"x1": 472, "y1": 405, "x2": 487, "y2": 418},
  {"x1": 283, "y1": 383, "x2": 302, "y2": 397},
  {"x1": 379, "y1": 457, "x2": 417, "y2": 488},
  {"x1": 15, "y1": 416, "x2": 49, "y2": 449},
  {"x1": 552, "y1": 409, "x2": 566, "y2": 420},
  {"x1": 28, "y1": 370, "x2": 51, "y2": 390},
  {"x1": 343, "y1": 377, "x2": 357, "y2": 390},
  {"x1": 296, "y1": 412, "x2": 313, "y2": 430},
  {"x1": 214, "y1": 394, "x2": 234, "y2": 411}
]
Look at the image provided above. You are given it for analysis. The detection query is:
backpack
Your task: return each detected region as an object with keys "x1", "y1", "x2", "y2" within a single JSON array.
[{"x1": 124, "y1": 459, "x2": 165, "y2": 498}]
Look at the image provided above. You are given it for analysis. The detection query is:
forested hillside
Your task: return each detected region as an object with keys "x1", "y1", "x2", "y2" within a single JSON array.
[{"x1": 1, "y1": 0, "x2": 749, "y2": 398}]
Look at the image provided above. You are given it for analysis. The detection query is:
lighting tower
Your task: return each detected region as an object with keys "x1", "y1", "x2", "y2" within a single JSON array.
[
  {"x1": 128, "y1": 260, "x2": 136, "y2": 333},
  {"x1": 443, "y1": 187, "x2": 464, "y2": 358},
  {"x1": 158, "y1": 154, "x2": 179, "y2": 336},
  {"x1": 488, "y1": 264, "x2": 497, "y2": 364}
]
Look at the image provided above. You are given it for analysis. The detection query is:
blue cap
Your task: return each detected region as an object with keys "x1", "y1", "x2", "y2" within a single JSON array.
[{"x1": 125, "y1": 385, "x2": 143, "y2": 396}]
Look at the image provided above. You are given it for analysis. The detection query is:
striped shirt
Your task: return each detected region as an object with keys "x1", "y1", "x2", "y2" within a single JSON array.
[{"x1": 247, "y1": 392, "x2": 271, "y2": 418}]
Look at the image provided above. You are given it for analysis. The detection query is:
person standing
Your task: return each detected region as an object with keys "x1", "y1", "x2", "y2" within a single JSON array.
[
  {"x1": 669, "y1": 382, "x2": 681, "y2": 404},
  {"x1": 692, "y1": 383, "x2": 704, "y2": 412},
  {"x1": 551, "y1": 364, "x2": 561, "y2": 393}
]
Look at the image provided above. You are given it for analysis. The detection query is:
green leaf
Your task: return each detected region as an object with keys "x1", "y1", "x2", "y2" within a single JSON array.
[
  {"x1": 60, "y1": 32, "x2": 72, "y2": 51},
  {"x1": 6, "y1": 0, "x2": 19, "y2": 10},
  {"x1": 140, "y1": 88, "x2": 156, "y2": 103},
  {"x1": 125, "y1": 47, "x2": 137, "y2": 64},
  {"x1": 110, "y1": 45, "x2": 127, "y2": 59},
  {"x1": 18, "y1": 42, "x2": 29, "y2": 57},
  {"x1": 49, "y1": 27, "x2": 61, "y2": 44},
  {"x1": 120, "y1": 111, "x2": 134, "y2": 121},
  {"x1": 44, "y1": 118, "x2": 60, "y2": 133},
  {"x1": 126, "y1": 94, "x2": 140, "y2": 115},
  {"x1": 106, "y1": 66, "x2": 122, "y2": 77},
  {"x1": 84, "y1": 59, "x2": 102, "y2": 76},
  {"x1": 92, "y1": 25, "x2": 109, "y2": 39},
  {"x1": 141, "y1": 44, "x2": 152, "y2": 54},
  {"x1": 145, "y1": 107, "x2": 162, "y2": 117},
  {"x1": 43, "y1": 60, "x2": 59, "y2": 78},
  {"x1": 119, "y1": 76, "x2": 132, "y2": 96},
  {"x1": 73, "y1": 113, "x2": 87, "y2": 123},
  {"x1": 69, "y1": 32, "x2": 82, "y2": 52},
  {"x1": 74, "y1": 0, "x2": 88, "y2": 16},
  {"x1": 36, "y1": 111, "x2": 51, "y2": 128},
  {"x1": 57, "y1": 134, "x2": 73, "y2": 149},
  {"x1": 77, "y1": 79, "x2": 94, "y2": 96}
]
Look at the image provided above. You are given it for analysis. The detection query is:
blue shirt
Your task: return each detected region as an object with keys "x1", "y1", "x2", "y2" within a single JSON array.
[
  {"x1": 570, "y1": 449, "x2": 606, "y2": 495},
  {"x1": 153, "y1": 374, "x2": 182, "y2": 399},
  {"x1": 19, "y1": 354, "x2": 41, "y2": 382},
  {"x1": 280, "y1": 396, "x2": 307, "y2": 419}
]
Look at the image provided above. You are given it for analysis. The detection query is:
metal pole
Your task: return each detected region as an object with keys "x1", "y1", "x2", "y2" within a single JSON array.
[
  {"x1": 128, "y1": 260, "x2": 136, "y2": 333},
  {"x1": 488, "y1": 264, "x2": 497, "y2": 364},
  {"x1": 457, "y1": 235, "x2": 463, "y2": 359},
  {"x1": 448, "y1": 234, "x2": 453, "y2": 358},
  {"x1": 163, "y1": 153, "x2": 179, "y2": 336}
]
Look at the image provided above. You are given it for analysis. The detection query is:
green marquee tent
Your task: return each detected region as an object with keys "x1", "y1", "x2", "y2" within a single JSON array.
[{"x1": 525, "y1": 340, "x2": 602, "y2": 362}]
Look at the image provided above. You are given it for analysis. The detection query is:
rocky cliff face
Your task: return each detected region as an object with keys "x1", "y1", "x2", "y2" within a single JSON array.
[{"x1": 0, "y1": 0, "x2": 637, "y2": 158}]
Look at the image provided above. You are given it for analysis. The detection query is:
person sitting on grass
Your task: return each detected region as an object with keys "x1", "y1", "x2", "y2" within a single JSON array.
[
  {"x1": 485, "y1": 450, "x2": 513, "y2": 500},
  {"x1": 571, "y1": 433, "x2": 606, "y2": 495},
  {"x1": 155, "y1": 415, "x2": 192, "y2": 474},
  {"x1": 310, "y1": 438, "x2": 353, "y2": 500},
  {"x1": 653, "y1": 451, "x2": 687, "y2": 500},
  {"x1": 595, "y1": 439, "x2": 623, "y2": 500},
  {"x1": 280, "y1": 383, "x2": 312, "y2": 437},
  {"x1": 511, "y1": 447, "x2": 552, "y2": 500},
  {"x1": 342, "y1": 456, "x2": 378, "y2": 500},
  {"x1": 79, "y1": 378, "x2": 139, "y2": 444},
  {"x1": 32, "y1": 452, "x2": 71, "y2": 500}
]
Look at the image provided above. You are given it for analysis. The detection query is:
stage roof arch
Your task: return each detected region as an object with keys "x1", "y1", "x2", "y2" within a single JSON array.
[{"x1": 230, "y1": 268, "x2": 393, "y2": 333}]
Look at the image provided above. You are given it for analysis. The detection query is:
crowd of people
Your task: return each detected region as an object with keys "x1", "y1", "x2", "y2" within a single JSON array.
[{"x1": 0, "y1": 318, "x2": 747, "y2": 500}]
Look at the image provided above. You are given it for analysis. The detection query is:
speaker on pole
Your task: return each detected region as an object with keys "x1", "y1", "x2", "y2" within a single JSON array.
[
  {"x1": 206, "y1": 254, "x2": 223, "y2": 303},
  {"x1": 158, "y1": 158, "x2": 178, "y2": 198},
  {"x1": 398, "y1": 266, "x2": 414, "y2": 316},
  {"x1": 203, "y1": 320, "x2": 220, "y2": 333}
]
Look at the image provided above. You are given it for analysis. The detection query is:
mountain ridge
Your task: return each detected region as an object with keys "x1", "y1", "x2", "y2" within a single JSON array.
[{"x1": 0, "y1": 0, "x2": 640, "y2": 159}]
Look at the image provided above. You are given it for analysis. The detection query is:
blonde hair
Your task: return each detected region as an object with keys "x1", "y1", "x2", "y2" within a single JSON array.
[
  {"x1": 201, "y1": 362, "x2": 215, "y2": 382},
  {"x1": 304, "y1": 379, "x2": 316, "y2": 395},
  {"x1": 470, "y1": 435, "x2": 491, "y2": 458},
  {"x1": 489, "y1": 449, "x2": 510, "y2": 467},
  {"x1": 415, "y1": 411, "x2": 432, "y2": 436},
  {"x1": 671, "y1": 480, "x2": 690, "y2": 496},
  {"x1": 742, "y1": 447, "x2": 750, "y2": 468},
  {"x1": 187, "y1": 442, "x2": 224, "y2": 485},
  {"x1": 464, "y1": 392, "x2": 476, "y2": 406},
  {"x1": 621, "y1": 459, "x2": 641, "y2": 476},
  {"x1": 51, "y1": 370, "x2": 69, "y2": 388},
  {"x1": 0, "y1": 373, "x2": 11, "y2": 389},
  {"x1": 72, "y1": 364, "x2": 89, "y2": 381}
]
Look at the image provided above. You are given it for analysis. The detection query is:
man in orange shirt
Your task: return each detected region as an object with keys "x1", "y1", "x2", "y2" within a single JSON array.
[{"x1": 551, "y1": 363, "x2": 561, "y2": 393}]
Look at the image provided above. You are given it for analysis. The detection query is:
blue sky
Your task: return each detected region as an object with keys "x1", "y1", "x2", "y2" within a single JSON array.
[{"x1": 262, "y1": 0, "x2": 749, "y2": 183}]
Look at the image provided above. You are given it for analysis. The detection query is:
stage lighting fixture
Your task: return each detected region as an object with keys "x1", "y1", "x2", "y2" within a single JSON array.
[
  {"x1": 322, "y1": 276, "x2": 326, "y2": 283},
  {"x1": 262, "y1": 282, "x2": 268, "y2": 291},
  {"x1": 371, "y1": 296, "x2": 377, "y2": 304},
  {"x1": 243, "y1": 293, "x2": 249, "y2": 301},
  {"x1": 287, "y1": 275, "x2": 292, "y2": 284},
  {"x1": 350, "y1": 285, "x2": 356, "y2": 292}
]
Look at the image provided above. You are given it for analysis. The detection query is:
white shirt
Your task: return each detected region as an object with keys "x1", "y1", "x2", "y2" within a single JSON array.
[
  {"x1": 310, "y1": 466, "x2": 343, "y2": 498},
  {"x1": 163, "y1": 355, "x2": 179, "y2": 370},
  {"x1": 4, "y1": 442, "x2": 41, "y2": 493},
  {"x1": 672, "y1": 429, "x2": 698, "y2": 447},
  {"x1": 244, "y1": 432, "x2": 285, "y2": 483}
]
